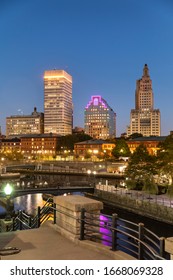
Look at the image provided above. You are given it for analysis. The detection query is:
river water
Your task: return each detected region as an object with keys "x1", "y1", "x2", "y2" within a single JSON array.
[{"x1": 0, "y1": 193, "x2": 44, "y2": 216}]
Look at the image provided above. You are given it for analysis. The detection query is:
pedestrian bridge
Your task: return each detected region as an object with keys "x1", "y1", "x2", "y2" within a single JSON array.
[{"x1": 0, "y1": 184, "x2": 94, "y2": 198}]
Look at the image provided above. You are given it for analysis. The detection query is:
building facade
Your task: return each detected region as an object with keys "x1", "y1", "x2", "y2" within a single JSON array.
[
  {"x1": 6, "y1": 107, "x2": 44, "y2": 138},
  {"x1": 44, "y1": 70, "x2": 73, "y2": 136},
  {"x1": 84, "y1": 95, "x2": 116, "y2": 139},
  {"x1": 0, "y1": 138, "x2": 21, "y2": 153},
  {"x1": 127, "y1": 136, "x2": 166, "y2": 155},
  {"x1": 127, "y1": 64, "x2": 161, "y2": 137},
  {"x1": 20, "y1": 134, "x2": 59, "y2": 157},
  {"x1": 74, "y1": 139, "x2": 115, "y2": 159}
]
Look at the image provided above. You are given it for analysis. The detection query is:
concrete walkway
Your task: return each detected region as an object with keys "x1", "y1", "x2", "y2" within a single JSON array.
[{"x1": 0, "y1": 221, "x2": 134, "y2": 260}]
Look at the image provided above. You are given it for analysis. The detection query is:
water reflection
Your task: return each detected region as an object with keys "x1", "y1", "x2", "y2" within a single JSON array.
[
  {"x1": 13, "y1": 193, "x2": 44, "y2": 215},
  {"x1": 0, "y1": 193, "x2": 45, "y2": 217},
  {"x1": 99, "y1": 214, "x2": 137, "y2": 258},
  {"x1": 0, "y1": 191, "x2": 83, "y2": 217},
  {"x1": 100, "y1": 215, "x2": 112, "y2": 246}
]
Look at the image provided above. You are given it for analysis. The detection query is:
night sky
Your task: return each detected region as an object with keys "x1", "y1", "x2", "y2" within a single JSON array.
[{"x1": 1, "y1": 0, "x2": 173, "y2": 136}]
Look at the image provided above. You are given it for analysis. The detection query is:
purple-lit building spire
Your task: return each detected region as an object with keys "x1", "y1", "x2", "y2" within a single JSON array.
[{"x1": 84, "y1": 95, "x2": 116, "y2": 139}]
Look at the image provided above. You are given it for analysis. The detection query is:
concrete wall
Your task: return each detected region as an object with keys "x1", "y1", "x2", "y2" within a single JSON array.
[{"x1": 94, "y1": 189, "x2": 173, "y2": 224}]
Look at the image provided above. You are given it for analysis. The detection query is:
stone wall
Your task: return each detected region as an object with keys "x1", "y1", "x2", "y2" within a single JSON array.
[
  {"x1": 94, "y1": 189, "x2": 173, "y2": 224},
  {"x1": 53, "y1": 195, "x2": 103, "y2": 241}
]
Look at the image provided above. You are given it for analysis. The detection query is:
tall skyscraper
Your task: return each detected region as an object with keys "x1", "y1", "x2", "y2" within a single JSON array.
[
  {"x1": 44, "y1": 70, "x2": 73, "y2": 135},
  {"x1": 84, "y1": 95, "x2": 116, "y2": 139},
  {"x1": 127, "y1": 64, "x2": 161, "y2": 137}
]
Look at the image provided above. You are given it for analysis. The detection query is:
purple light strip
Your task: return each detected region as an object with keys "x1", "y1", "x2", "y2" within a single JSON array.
[{"x1": 85, "y1": 95, "x2": 108, "y2": 109}]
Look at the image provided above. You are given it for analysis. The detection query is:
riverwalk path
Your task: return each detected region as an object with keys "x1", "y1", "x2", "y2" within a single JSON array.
[{"x1": 0, "y1": 221, "x2": 134, "y2": 260}]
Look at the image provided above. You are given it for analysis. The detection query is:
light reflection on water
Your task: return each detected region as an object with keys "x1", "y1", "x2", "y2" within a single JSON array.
[
  {"x1": 99, "y1": 214, "x2": 137, "y2": 257},
  {"x1": 0, "y1": 192, "x2": 83, "y2": 217},
  {"x1": 99, "y1": 215, "x2": 112, "y2": 246},
  {"x1": 0, "y1": 193, "x2": 45, "y2": 217},
  {"x1": 13, "y1": 193, "x2": 45, "y2": 215}
]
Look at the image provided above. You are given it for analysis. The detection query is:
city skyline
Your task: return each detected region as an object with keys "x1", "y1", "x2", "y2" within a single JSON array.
[{"x1": 1, "y1": 1, "x2": 173, "y2": 136}]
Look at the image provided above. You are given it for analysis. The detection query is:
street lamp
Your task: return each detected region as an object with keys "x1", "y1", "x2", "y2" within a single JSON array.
[{"x1": 4, "y1": 183, "x2": 13, "y2": 221}]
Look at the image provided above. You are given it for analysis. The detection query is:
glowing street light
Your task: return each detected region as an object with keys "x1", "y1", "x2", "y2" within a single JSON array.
[
  {"x1": 4, "y1": 183, "x2": 13, "y2": 196},
  {"x1": 4, "y1": 183, "x2": 13, "y2": 221}
]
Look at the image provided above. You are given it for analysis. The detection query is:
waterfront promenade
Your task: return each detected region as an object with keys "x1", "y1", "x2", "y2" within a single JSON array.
[{"x1": 0, "y1": 221, "x2": 133, "y2": 260}]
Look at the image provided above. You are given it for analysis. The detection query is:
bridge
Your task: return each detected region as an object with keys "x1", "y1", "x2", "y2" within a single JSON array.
[
  {"x1": 0, "y1": 183, "x2": 94, "y2": 210},
  {"x1": 0, "y1": 185, "x2": 94, "y2": 197},
  {"x1": 5, "y1": 164, "x2": 125, "y2": 180}
]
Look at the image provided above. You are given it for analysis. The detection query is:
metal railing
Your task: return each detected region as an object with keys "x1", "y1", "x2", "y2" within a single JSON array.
[
  {"x1": 9, "y1": 198, "x2": 54, "y2": 231},
  {"x1": 79, "y1": 209, "x2": 167, "y2": 260},
  {"x1": 96, "y1": 184, "x2": 173, "y2": 208},
  {"x1": 4, "y1": 200, "x2": 168, "y2": 260}
]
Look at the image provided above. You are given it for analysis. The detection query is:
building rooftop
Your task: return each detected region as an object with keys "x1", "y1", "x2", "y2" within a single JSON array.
[
  {"x1": 127, "y1": 136, "x2": 167, "y2": 142},
  {"x1": 20, "y1": 134, "x2": 61, "y2": 139},
  {"x1": 7, "y1": 107, "x2": 43, "y2": 119},
  {"x1": 75, "y1": 139, "x2": 115, "y2": 145}
]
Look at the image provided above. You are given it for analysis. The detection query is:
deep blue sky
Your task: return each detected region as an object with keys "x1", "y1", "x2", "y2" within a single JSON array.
[{"x1": 0, "y1": 0, "x2": 173, "y2": 136}]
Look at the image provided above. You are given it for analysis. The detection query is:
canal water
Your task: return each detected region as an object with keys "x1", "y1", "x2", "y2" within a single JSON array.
[
  {"x1": 0, "y1": 193, "x2": 44, "y2": 217},
  {"x1": 102, "y1": 204, "x2": 173, "y2": 239}
]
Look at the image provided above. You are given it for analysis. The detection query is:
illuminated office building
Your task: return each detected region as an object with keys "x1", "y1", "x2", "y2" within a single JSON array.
[
  {"x1": 44, "y1": 70, "x2": 73, "y2": 135},
  {"x1": 84, "y1": 95, "x2": 116, "y2": 139},
  {"x1": 6, "y1": 107, "x2": 44, "y2": 137},
  {"x1": 127, "y1": 64, "x2": 161, "y2": 137}
]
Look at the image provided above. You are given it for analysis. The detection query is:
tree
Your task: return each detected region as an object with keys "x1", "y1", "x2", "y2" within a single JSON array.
[
  {"x1": 111, "y1": 138, "x2": 131, "y2": 159},
  {"x1": 157, "y1": 135, "x2": 173, "y2": 185},
  {"x1": 128, "y1": 133, "x2": 143, "y2": 139},
  {"x1": 142, "y1": 176, "x2": 158, "y2": 195},
  {"x1": 56, "y1": 133, "x2": 92, "y2": 152},
  {"x1": 125, "y1": 144, "x2": 157, "y2": 190}
]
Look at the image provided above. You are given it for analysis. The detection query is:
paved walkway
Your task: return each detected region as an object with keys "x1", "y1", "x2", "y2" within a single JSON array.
[{"x1": 0, "y1": 221, "x2": 133, "y2": 260}]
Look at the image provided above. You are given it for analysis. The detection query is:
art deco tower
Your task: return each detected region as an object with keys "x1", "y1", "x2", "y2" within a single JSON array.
[
  {"x1": 84, "y1": 95, "x2": 116, "y2": 139},
  {"x1": 44, "y1": 70, "x2": 73, "y2": 135},
  {"x1": 127, "y1": 64, "x2": 161, "y2": 137}
]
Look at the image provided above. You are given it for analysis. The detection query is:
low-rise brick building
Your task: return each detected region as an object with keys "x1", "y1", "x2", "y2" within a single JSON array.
[
  {"x1": 127, "y1": 136, "x2": 166, "y2": 155},
  {"x1": 20, "y1": 134, "x2": 59, "y2": 158},
  {"x1": 74, "y1": 139, "x2": 115, "y2": 159}
]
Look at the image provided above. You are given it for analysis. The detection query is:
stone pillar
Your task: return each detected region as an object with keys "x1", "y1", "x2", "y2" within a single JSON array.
[
  {"x1": 53, "y1": 195, "x2": 103, "y2": 241},
  {"x1": 165, "y1": 237, "x2": 173, "y2": 260}
]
